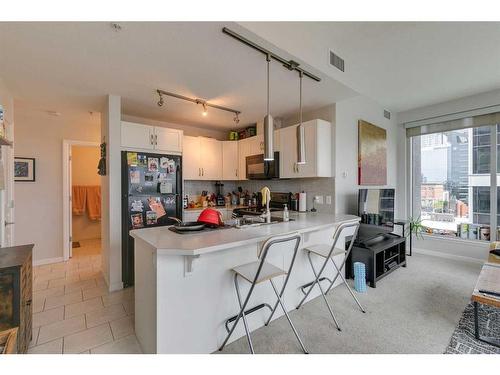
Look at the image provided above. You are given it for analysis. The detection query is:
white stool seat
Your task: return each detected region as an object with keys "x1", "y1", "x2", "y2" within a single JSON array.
[
  {"x1": 232, "y1": 261, "x2": 287, "y2": 284},
  {"x1": 306, "y1": 244, "x2": 345, "y2": 258}
]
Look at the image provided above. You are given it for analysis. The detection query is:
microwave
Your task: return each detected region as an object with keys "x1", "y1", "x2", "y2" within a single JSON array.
[{"x1": 246, "y1": 152, "x2": 280, "y2": 180}]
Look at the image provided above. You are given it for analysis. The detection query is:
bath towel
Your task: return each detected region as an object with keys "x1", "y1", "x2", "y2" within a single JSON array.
[
  {"x1": 72, "y1": 186, "x2": 87, "y2": 215},
  {"x1": 86, "y1": 185, "x2": 101, "y2": 221}
]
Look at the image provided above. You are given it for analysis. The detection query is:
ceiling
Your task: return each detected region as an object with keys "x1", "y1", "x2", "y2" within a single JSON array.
[
  {"x1": 241, "y1": 22, "x2": 500, "y2": 113},
  {"x1": 0, "y1": 22, "x2": 356, "y2": 130}
]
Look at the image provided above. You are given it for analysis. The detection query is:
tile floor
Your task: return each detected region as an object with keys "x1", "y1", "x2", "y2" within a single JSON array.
[{"x1": 28, "y1": 239, "x2": 142, "y2": 354}]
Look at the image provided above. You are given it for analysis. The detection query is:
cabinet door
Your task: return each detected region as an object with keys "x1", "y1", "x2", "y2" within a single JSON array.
[
  {"x1": 222, "y1": 141, "x2": 239, "y2": 180},
  {"x1": 121, "y1": 121, "x2": 154, "y2": 150},
  {"x1": 279, "y1": 125, "x2": 298, "y2": 178},
  {"x1": 248, "y1": 134, "x2": 264, "y2": 156},
  {"x1": 238, "y1": 138, "x2": 251, "y2": 180},
  {"x1": 199, "y1": 137, "x2": 222, "y2": 180},
  {"x1": 183, "y1": 136, "x2": 201, "y2": 180},
  {"x1": 154, "y1": 127, "x2": 183, "y2": 154}
]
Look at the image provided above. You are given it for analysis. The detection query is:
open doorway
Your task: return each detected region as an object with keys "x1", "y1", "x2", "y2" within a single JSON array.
[{"x1": 63, "y1": 140, "x2": 101, "y2": 260}]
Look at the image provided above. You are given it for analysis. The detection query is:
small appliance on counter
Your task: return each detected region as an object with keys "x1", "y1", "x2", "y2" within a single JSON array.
[
  {"x1": 215, "y1": 181, "x2": 225, "y2": 206},
  {"x1": 299, "y1": 191, "x2": 307, "y2": 212}
]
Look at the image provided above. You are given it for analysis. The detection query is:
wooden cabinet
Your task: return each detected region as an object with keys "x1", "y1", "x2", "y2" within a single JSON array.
[
  {"x1": 0, "y1": 244, "x2": 34, "y2": 354},
  {"x1": 183, "y1": 136, "x2": 222, "y2": 180},
  {"x1": 121, "y1": 121, "x2": 183, "y2": 154},
  {"x1": 278, "y1": 119, "x2": 332, "y2": 178},
  {"x1": 222, "y1": 141, "x2": 239, "y2": 180}
]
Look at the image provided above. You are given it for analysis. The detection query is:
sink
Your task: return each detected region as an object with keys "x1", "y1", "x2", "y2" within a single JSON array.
[{"x1": 230, "y1": 216, "x2": 294, "y2": 229}]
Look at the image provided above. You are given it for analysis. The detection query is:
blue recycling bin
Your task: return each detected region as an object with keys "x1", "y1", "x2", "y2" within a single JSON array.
[{"x1": 354, "y1": 262, "x2": 367, "y2": 293}]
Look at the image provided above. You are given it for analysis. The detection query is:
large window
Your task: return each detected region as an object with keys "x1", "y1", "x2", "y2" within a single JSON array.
[{"x1": 411, "y1": 123, "x2": 498, "y2": 241}]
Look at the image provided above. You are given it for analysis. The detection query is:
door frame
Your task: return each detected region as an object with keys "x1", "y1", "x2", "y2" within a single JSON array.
[{"x1": 62, "y1": 140, "x2": 100, "y2": 261}]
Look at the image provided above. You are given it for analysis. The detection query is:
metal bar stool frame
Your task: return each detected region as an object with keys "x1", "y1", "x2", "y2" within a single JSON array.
[
  {"x1": 218, "y1": 232, "x2": 308, "y2": 354},
  {"x1": 296, "y1": 221, "x2": 365, "y2": 331}
]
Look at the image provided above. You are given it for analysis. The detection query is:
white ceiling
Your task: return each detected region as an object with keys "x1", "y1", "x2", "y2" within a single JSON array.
[
  {"x1": 0, "y1": 22, "x2": 356, "y2": 130},
  {"x1": 241, "y1": 22, "x2": 500, "y2": 113}
]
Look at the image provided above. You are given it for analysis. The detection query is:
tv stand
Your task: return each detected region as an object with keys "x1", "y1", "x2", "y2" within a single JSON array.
[{"x1": 346, "y1": 233, "x2": 406, "y2": 288}]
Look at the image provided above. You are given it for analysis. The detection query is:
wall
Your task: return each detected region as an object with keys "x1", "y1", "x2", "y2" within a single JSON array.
[
  {"x1": 335, "y1": 95, "x2": 404, "y2": 219},
  {"x1": 14, "y1": 107, "x2": 100, "y2": 264},
  {"x1": 101, "y1": 95, "x2": 122, "y2": 291},
  {"x1": 71, "y1": 145, "x2": 101, "y2": 241}
]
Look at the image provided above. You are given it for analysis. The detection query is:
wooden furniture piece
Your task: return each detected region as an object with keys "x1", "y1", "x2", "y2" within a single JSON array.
[
  {"x1": 346, "y1": 234, "x2": 406, "y2": 288},
  {"x1": 0, "y1": 244, "x2": 34, "y2": 353},
  {"x1": 471, "y1": 262, "x2": 500, "y2": 348},
  {"x1": 0, "y1": 327, "x2": 18, "y2": 354}
]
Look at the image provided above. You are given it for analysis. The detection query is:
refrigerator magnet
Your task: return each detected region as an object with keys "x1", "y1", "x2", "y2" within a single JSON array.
[
  {"x1": 127, "y1": 152, "x2": 138, "y2": 166},
  {"x1": 137, "y1": 154, "x2": 147, "y2": 167},
  {"x1": 131, "y1": 213, "x2": 144, "y2": 229},
  {"x1": 130, "y1": 170, "x2": 140, "y2": 184},
  {"x1": 131, "y1": 200, "x2": 144, "y2": 212},
  {"x1": 148, "y1": 157, "x2": 159, "y2": 172},
  {"x1": 146, "y1": 211, "x2": 158, "y2": 225},
  {"x1": 160, "y1": 157, "x2": 169, "y2": 169}
]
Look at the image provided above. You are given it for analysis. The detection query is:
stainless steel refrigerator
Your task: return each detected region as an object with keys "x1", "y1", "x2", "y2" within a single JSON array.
[{"x1": 121, "y1": 151, "x2": 182, "y2": 287}]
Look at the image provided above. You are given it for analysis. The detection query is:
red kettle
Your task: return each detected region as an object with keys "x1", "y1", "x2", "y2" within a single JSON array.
[{"x1": 197, "y1": 208, "x2": 223, "y2": 227}]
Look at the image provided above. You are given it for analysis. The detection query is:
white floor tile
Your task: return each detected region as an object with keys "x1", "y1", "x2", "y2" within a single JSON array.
[
  {"x1": 37, "y1": 315, "x2": 86, "y2": 344},
  {"x1": 86, "y1": 304, "x2": 127, "y2": 328},
  {"x1": 110, "y1": 315, "x2": 134, "y2": 339},
  {"x1": 45, "y1": 290, "x2": 82, "y2": 310},
  {"x1": 28, "y1": 338, "x2": 63, "y2": 354},
  {"x1": 91, "y1": 335, "x2": 142, "y2": 354},
  {"x1": 63, "y1": 323, "x2": 113, "y2": 354},
  {"x1": 65, "y1": 297, "x2": 104, "y2": 319},
  {"x1": 33, "y1": 306, "x2": 64, "y2": 328}
]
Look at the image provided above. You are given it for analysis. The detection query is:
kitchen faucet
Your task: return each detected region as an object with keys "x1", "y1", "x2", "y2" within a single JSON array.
[{"x1": 260, "y1": 186, "x2": 271, "y2": 224}]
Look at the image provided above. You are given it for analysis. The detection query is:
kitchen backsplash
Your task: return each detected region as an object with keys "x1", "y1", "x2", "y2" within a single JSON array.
[{"x1": 183, "y1": 178, "x2": 335, "y2": 213}]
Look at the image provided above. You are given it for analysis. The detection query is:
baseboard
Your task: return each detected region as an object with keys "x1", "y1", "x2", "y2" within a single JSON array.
[
  {"x1": 108, "y1": 280, "x2": 124, "y2": 292},
  {"x1": 33, "y1": 257, "x2": 65, "y2": 266},
  {"x1": 413, "y1": 247, "x2": 485, "y2": 265}
]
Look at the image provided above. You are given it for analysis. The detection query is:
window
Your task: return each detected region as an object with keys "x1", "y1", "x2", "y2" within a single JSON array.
[{"x1": 411, "y1": 124, "x2": 497, "y2": 241}]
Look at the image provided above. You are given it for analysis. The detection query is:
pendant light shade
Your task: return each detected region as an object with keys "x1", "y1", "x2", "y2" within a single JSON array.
[
  {"x1": 297, "y1": 72, "x2": 306, "y2": 164},
  {"x1": 263, "y1": 55, "x2": 274, "y2": 161}
]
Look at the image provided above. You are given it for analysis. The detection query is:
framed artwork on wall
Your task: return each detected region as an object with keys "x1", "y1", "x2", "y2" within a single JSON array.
[
  {"x1": 14, "y1": 157, "x2": 36, "y2": 182},
  {"x1": 358, "y1": 120, "x2": 387, "y2": 185}
]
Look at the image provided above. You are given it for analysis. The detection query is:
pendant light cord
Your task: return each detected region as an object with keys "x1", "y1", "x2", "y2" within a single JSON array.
[
  {"x1": 299, "y1": 71, "x2": 303, "y2": 126},
  {"x1": 266, "y1": 54, "x2": 271, "y2": 116}
]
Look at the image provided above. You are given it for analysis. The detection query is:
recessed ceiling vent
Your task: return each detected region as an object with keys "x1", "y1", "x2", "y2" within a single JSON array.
[
  {"x1": 329, "y1": 50, "x2": 345, "y2": 72},
  {"x1": 384, "y1": 110, "x2": 391, "y2": 120}
]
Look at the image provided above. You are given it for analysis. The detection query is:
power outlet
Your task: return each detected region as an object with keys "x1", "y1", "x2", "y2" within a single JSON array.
[
  {"x1": 326, "y1": 196, "x2": 332, "y2": 205},
  {"x1": 314, "y1": 195, "x2": 324, "y2": 205}
]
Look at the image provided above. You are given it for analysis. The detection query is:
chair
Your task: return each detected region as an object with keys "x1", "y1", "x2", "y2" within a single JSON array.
[
  {"x1": 218, "y1": 232, "x2": 308, "y2": 354},
  {"x1": 296, "y1": 221, "x2": 365, "y2": 331}
]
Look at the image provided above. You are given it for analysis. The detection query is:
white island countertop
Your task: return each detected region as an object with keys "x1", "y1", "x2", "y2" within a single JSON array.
[{"x1": 130, "y1": 213, "x2": 359, "y2": 257}]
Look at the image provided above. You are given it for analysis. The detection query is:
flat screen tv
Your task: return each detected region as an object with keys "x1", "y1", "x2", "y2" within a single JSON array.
[{"x1": 358, "y1": 188, "x2": 395, "y2": 227}]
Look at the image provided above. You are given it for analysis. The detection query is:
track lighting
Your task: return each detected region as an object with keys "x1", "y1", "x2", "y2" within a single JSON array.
[{"x1": 156, "y1": 89, "x2": 240, "y2": 122}]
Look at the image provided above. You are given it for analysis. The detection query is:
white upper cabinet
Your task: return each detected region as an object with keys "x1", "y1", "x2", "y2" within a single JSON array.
[
  {"x1": 278, "y1": 119, "x2": 332, "y2": 179},
  {"x1": 121, "y1": 121, "x2": 154, "y2": 150},
  {"x1": 121, "y1": 121, "x2": 183, "y2": 154},
  {"x1": 222, "y1": 141, "x2": 239, "y2": 180},
  {"x1": 183, "y1": 136, "x2": 223, "y2": 180},
  {"x1": 155, "y1": 126, "x2": 183, "y2": 153}
]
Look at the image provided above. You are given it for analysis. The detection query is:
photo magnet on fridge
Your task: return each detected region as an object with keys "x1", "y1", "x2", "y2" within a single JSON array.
[
  {"x1": 131, "y1": 200, "x2": 144, "y2": 212},
  {"x1": 127, "y1": 152, "x2": 138, "y2": 166},
  {"x1": 148, "y1": 157, "x2": 159, "y2": 172},
  {"x1": 137, "y1": 154, "x2": 147, "y2": 167},
  {"x1": 131, "y1": 213, "x2": 144, "y2": 229},
  {"x1": 130, "y1": 170, "x2": 140, "y2": 184},
  {"x1": 147, "y1": 196, "x2": 166, "y2": 218},
  {"x1": 146, "y1": 211, "x2": 158, "y2": 225},
  {"x1": 160, "y1": 157, "x2": 169, "y2": 169}
]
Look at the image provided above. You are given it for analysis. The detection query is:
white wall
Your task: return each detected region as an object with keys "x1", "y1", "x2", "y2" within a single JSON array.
[
  {"x1": 14, "y1": 107, "x2": 100, "y2": 264},
  {"x1": 101, "y1": 95, "x2": 122, "y2": 291},
  {"x1": 335, "y1": 95, "x2": 405, "y2": 219}
]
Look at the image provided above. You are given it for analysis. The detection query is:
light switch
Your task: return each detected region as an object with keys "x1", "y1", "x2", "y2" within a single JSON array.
[{"x1": 314, "y1": 196, "x2": 324, "y2": 205}]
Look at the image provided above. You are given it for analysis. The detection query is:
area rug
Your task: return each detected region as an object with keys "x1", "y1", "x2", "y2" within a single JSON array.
[{"x1": 444, "y1": 302, "x2": 500, "y2": 354}]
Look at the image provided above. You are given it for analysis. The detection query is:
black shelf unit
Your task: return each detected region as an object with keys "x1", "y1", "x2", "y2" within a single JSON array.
[{"x1": 346, "y1": 234, "x2": 406, "y2": 288}]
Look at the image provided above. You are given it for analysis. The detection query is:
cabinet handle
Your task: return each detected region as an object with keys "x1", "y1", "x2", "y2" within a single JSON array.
[
  {"x1": 155, "y1": 134, "x2": 158, "y2": 146},
  {"x1": 202, "y1": 168, "x2": 204, "y2": 176},
  {"x1": 150, "y1": 134, "x2": 154, "y2": 145},
  {"x1": 199, "y1": 168, "x2": 201, "y2": 176},
  {"x1": 26, "y1": 299, "x2": 32, "y2": 306},
  {"x1": 235, "y1": 169, "x2": 238, "y2": 177}
]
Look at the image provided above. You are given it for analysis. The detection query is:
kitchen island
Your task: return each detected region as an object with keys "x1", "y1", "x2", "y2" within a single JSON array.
[{"x1": 130, "y1": 213, "x2": 359, "y2": 353}]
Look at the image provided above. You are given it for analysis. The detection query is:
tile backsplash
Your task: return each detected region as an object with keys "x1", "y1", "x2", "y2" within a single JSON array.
[{"x1": 183, "y1": 178, "x2": 335, "y2": 213}]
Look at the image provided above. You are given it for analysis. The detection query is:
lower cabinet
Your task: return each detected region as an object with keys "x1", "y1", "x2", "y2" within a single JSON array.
[{"x1": 0, "y1": 244, "x2": 33, "y2": 354}]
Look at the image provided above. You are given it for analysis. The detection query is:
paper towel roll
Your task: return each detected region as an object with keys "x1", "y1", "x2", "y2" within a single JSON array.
[{"x1": 299, "y1": 192, "x2": 307, "y2": 212}]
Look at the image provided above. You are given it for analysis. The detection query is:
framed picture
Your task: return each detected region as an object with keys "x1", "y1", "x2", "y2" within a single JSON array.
[
  {"x1": 14, "y1": 157, "x2": 36, "y2": 182},
  {"x1": 358, "y1": 120, "x2": 387, "y2": 185}
]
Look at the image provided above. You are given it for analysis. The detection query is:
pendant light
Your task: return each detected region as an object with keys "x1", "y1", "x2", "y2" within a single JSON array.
[
  {"x1": 297, "y1": 71, "x2": 306, "y2": 164},
  {"x1": 263, "y1": 54, "x2": 274, "y2": 161}
]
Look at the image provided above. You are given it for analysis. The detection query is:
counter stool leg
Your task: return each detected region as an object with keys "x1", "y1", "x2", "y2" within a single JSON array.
[
  {"x1": 305, "y1": 252, "x2": 341, "y2": 331},
  {"x1": 474, "y1": 301, "x2": 480, "y2": 340},
  {"x1": 269, "y1": 279, "x2": 308, "y2": 354},
  {"x1": 324, "y1": 255, "x2": 349, "y2": 295},
  {"x1": 234, "y1": 274, "x2": 255, "y2": 354},
  {"x1": 329, "y1": 257, "x2": 365, "y2": 313}
]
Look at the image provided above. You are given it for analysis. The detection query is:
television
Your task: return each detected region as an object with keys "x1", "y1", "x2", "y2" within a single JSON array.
[{"x1": 358, "y1": 188, "x2": 395, "y2": 227}]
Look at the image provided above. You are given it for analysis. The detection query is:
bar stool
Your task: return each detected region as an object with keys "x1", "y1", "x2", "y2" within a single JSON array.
[
  {"x1": 218, "y1": 232, "x2": 308, "y2": 354},
  {"x1": 296, "y1": 221, "x2": 365, "y2": 331}
]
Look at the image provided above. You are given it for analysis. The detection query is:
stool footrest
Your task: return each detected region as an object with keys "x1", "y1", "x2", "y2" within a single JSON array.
[
  {"x1": 300, "y1": 277, "x2": 332, "y2": 295},
  {"x1": 224, "y1": 303, "x2": 273, "y2": 333}
]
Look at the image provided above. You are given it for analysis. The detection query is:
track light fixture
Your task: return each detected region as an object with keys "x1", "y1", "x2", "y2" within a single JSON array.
[{"x1": 156, "y1": 89, "x2": 241, "y2": 123}]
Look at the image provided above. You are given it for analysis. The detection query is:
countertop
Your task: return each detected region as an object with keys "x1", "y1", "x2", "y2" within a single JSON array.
[
  {"x1": 183, "y1": 205, "x2": 249, "y2": 212},
  {"x1": 130, "y1": 213, "x2": 359, "y2": 256}
]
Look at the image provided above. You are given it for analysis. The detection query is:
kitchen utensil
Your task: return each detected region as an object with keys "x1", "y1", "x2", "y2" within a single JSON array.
[
  {"x1": 167, "y1": 217, "x2": 206, "y2": 231},
  {"x1": 197, "y1": 208, "x2": 223, "y2": 227}
]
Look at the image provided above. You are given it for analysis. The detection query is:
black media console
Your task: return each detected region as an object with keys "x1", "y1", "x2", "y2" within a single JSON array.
[{"x1": 346, "y1": 233, "x2": 406, "y2": 288}]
